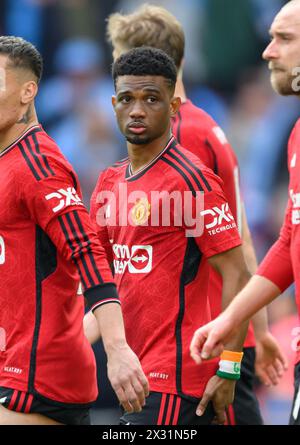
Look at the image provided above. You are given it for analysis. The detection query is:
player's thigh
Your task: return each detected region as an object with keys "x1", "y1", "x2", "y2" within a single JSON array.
[
  {"x1": 232, "y1": 347, "x2": 263, "y2": 425},
  {"x1": 289, "y1": 362, "x2": 300, "y2": 425},
  {"x1": 120, "y1": 392, "x2": 215, "y2": 425},
  {"x1": 0, "y1": 404, "x2": 62, "y2": 425}
]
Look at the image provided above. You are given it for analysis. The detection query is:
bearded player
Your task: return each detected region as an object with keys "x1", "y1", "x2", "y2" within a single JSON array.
[{"x1": 190, "y1": 0, "x2": 300, "y2": 426}]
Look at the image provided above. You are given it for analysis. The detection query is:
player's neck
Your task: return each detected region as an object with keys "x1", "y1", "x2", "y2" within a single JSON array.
[
  {"x1": 0, "y1": 108, "x2": 39, "y2": 153},
  {"x1": 128, "y1": 131, "x2": 173, "y2": 174},
  {"x1": 175, "y1": 77, "x2": 187, "y2": 103}
]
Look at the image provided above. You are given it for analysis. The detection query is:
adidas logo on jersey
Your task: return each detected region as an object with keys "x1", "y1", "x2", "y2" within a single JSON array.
[{"x1": 45, "y1": 187, "x2": 83, "y2": 213}]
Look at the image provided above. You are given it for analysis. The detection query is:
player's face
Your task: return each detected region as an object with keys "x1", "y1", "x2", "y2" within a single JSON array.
[
  {"x1": 112, "y1": 75, "x2": 180, "y2": 145},
  {"x1": 0, "y1": 55, "x2": 25, "y2": 131},
  {"x1": 263, "y1": 3, "x2": 300, "y2": 96}
]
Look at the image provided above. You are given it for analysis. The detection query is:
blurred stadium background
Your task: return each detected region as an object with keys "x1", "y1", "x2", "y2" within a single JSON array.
[{"x1": 1, "y1": 0, "x2": 298, "y2": 425}]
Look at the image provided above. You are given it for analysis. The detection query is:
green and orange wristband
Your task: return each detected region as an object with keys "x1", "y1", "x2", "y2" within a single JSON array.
[{"x1": 216, "y1": 350, "x2": 244, "y2": 381}]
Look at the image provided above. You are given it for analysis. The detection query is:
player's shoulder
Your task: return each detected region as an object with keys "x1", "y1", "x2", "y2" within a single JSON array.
[
  {"x1": 180, "y1": 100, "x2": 229, "y2": 143},
  {"x1": 161, "y1": 141, "x2": 223, "y2": 194},
  {"x1": 181, "y1": 100, "x2": 216, "y2": 128},
  {"x1": 290, "y1": 118, "x2": 300, "y2": 140},
  {"x1": 94, "y1": 156, "x2": 129, "y2": 190},
  {"x1": 16, "y1": 125, "x2": 77, "y2": 183},
  {"x1": 287, "y1": 118, "x2": 300, "y2": 162}
]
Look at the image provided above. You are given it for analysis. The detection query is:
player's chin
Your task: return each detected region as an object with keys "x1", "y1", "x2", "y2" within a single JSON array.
[
  {"x1": 125, "y1": 134, "x2": 151, "y2": 145},
  {"x1": 271, "y1": 73, "x2": 294, "y2": 96}
]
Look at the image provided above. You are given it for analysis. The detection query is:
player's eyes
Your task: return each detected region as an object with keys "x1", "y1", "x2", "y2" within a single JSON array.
[
  {"x1": 119, "y1": 96, "x2": 131, "y2": 103},
  {"x1": 146, "y1": 96, "x2": 158, "y2": 103}
]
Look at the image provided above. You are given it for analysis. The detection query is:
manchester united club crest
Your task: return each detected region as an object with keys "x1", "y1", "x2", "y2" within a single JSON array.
[{"x1": 130, "y1": 197, "x2": 151, "y2": 226}]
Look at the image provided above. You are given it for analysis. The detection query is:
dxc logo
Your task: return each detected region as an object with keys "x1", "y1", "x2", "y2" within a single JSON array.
[
  {"x1": 45, "y1": 187, "x2": 83, "y2": 213},
  {"x1": 201, "y1": 203, "x2": 234, "y2": 229}
]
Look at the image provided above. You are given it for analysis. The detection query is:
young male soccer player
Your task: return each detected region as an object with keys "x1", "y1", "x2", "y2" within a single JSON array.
[
  {"x1": 88, "y1": 46, "x2": 253, "y2": 425},
  {"x1": 190, "y1": 0, "x2": 300, "y2": 426},
  {"x1": 101, "y1": 4, "x2": 287, "y2": 425},
  {"x1": 0, "y1": 36, "x2": 148, "y2": 425}
]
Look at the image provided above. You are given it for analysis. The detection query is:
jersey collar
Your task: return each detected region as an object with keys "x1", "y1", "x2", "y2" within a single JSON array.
[
  {"x1": 0, "y1": 124, "x2": 42, "y2": 158},
  {"x1": 126, "y1": 136, "x2": 176, "y2": 182}
]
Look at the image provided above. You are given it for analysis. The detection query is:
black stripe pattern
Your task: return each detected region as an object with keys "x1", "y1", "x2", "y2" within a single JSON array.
[
  {"x1": 18, "y1": 131, "x2": 55, "y2": 181},
  {"x1": 73, "y1": 210, "x2": 103, "y2": 284},
  {"x1": 171, "y1": 146, "x2": 212, "y2": 191},
  {"x1": 161, "y1": 157, "x2": 197, "y2": 197},
  {"x1": 58, "y1": 214, "x2": 89, "y2": 289}
]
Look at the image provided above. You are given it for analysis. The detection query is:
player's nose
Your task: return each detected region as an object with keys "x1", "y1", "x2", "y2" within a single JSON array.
[
  {"x1": 129, "y1": 100, "x2": 146, "y2": 119},
  {"x1": 263, "y1": 39, "x2": 278, "y2": 61}
]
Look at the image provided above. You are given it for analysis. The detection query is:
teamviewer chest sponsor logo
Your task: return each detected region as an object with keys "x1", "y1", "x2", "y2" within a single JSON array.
[
  {"x1": 45, "y1": 187, "x2": 83, "y2": 213},
  {"x1": 201, "y1": 203, "x2": 236, "y2": 235},
  {"x1": 290, "y1": 190, "x2": 300, "y2": 225},
  {"x1": 113, "y1": 244, "x2": 153, "y2": 274}
]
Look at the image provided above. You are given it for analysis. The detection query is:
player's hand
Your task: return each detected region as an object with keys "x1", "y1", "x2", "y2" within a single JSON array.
[
  {"x1": 196, "y1": 376, "x2": 236, "y2": 425},
  {"x1": 190, "y1": 314, "x2": 236, "y2": 363},
  {"x1": 255, "y1": 332, "x2": 288, "y2": 386},
  {"x1": 106, "y1": 343, "x2": 149, "y2": 413}
]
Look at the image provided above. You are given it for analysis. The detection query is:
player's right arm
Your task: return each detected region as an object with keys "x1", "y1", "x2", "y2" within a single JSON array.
[
  {"x1": 241, "y1": 204, "x2": 288, "y2": 385},
  {"x1": 21, "y1": 160, "x2": 149, "y2": 413},
  {"x1": 206, "y1": 122, "x2": 287, "y2": 385},
  {"x1": 190, "y1": 196, "x2": 294, "y2": 363}
]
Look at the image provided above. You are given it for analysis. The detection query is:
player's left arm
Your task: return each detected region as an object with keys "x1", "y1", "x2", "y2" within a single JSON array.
[{"x1": 241, "y1": 204, "x2": 288, "y2": 386}]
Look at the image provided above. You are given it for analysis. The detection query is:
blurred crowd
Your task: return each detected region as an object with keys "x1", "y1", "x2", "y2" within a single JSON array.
[{"x1": 2, "y1": 0, "x2": 299, "y2": 424}]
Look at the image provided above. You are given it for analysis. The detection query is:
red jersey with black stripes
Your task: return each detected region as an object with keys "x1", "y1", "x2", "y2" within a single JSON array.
[
  {"x1": 0, "y1": 125, "x2": 119, "y2": 406},
  {"x1": 172, "y1": 100, "x2": 255, "y2": 348},
  {"x1": 90, "y1": 136, "x2": 242, "y2": 398}
]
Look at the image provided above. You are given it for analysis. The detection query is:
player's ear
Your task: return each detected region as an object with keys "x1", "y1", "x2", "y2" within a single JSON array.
[
  {"x1": 112, "y1": 95, "x2": 117, "y2": 110},
  {"x1": 20, "y1": 80, "x2": 38, "y2": 105},
  {"x1": 170, "y1": 96, "x2": 181, "y2": 117}
]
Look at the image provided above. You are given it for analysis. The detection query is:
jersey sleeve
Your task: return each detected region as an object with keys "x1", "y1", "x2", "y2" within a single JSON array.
[
  {"x1": 20, "y1": 159, "x2": 119, "y2": 312},
  {"x1": 90, "y1": 170, "x2": 114, "y2": 264},
  {"x1": 183, "y1": 169, "x2": 242, "y2": 258}
]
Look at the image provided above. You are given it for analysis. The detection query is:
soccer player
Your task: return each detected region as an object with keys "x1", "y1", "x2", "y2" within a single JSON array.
[
  {"x1": 0, "y1": 36, "x2": 148, "y2": 425},
  {"x1": 101, "y1": 4, "x2": 286, "y2": 425},
  {"x1": 190, "y1": 0, "x2": 300, "y2": 426},
  {"x1": 88, "y1": 46, "x2": 255, "y2": 425}
]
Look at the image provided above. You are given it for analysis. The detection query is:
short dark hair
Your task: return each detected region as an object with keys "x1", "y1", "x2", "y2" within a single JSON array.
[
  {"x1": 112, "y1": 47, "x2": 177, "y2": 91},
  {"x1": 0, "y1": 36, "x2": 43, "y2": 83}
]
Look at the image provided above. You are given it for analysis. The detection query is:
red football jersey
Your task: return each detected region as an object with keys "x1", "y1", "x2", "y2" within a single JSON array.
[
  {"x1": 257, "y1": 119, "x2": 300, "y2": 365},
  {"x1": 0, "y1": 125, "x2": 119, "y2": 405},
  {"x1": 90, "y1": 136, "x2": 242, "y2": 398},
  {"x1": 172, "y1": 100, "x2": 255, "y2": 348}
]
